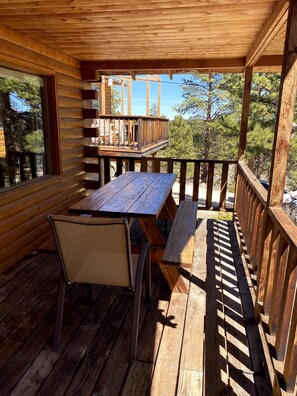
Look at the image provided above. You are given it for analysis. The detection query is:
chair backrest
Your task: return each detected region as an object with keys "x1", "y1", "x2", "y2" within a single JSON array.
[{"x1": 48, "y1": 215, "x2": 134, "y2": 288}]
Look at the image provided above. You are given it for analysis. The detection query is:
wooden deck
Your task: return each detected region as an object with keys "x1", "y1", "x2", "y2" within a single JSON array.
[{"x1": 0, "y1": 218, "x2": 271, "y2": 395}]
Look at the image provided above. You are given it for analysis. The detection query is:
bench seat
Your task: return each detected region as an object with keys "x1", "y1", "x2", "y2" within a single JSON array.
[
  {"x1": 162, "y1": 200, "x2": 198, "y2": 267},
  {"x1": 161, "y1": 200, "x2": 198, "y2": 293}
]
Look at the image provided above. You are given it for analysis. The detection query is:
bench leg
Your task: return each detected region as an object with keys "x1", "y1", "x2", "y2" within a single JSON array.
[{"x1": 159, "y1": 264, "x2": 189, "y2": 293}]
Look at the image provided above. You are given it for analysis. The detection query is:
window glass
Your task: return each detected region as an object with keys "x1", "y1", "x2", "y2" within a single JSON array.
[{"x1": 0, "y1": 66, "x2": 48, "y2": 188}]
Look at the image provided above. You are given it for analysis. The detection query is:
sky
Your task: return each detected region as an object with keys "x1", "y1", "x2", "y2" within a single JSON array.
[{"x1": 113, "y1": 74, "x2": 191, "y2": 120}]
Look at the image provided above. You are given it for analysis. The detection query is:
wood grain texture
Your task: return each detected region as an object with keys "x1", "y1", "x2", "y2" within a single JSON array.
[
  {"x1": 0, "y1": 220, "x2": 268, "y2": 395},
  {"x1": 0, "y1": 1, "x2": 284, "y2": 75},
  {"x1": 0, "y1": 27, "x2": 85, "y2": 272},
  {"x1": 268, "y1": 0, "x2": 297, "y2": 207},
  {"x1": 162, "y1": 201, "x2": 198, "y2": 267}
]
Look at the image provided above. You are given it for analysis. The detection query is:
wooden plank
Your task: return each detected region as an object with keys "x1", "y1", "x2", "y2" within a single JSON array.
[
  {"x1": 150, "y1": 293, "x2": 188, "y2": 396},
  {"x1": 95, "y1": 271, "x2": 164, "y2": 394},
  {"x1": 179, "y1": 219, "x2": 206, "y2": 375},
  {"x1": 219, "y1": 163, "x2": 229, "y2": 209},
  {"x1": 216, "y1": 220, "x2": 256, "y2": 396},
  {"x1": 159, "y1": 264, "x2": 189, "y2": 294},
  {"x1": 125, "y1": 173, "x2": 176, "y2": 217},
  {"x1": 68, "y1": 171, "x2": 140, "y2": 214},
  {"x1": 39, "y1": 293, "x2": 130, "y2": 395},
  {"x1": 268, "y1": 237, "x2": 289, "y2": 334},
  {"x1": 163, "y1": 193, "x2": 178, "y2": 222},
  {"x1": 206, "y1": 162, "x2": 214, "y2": 209},
  {"x1": 179, "y1": 161, "x2": 187, "y2": 202},
  {"x1": 246, "y1": 0, "x2": 289, "y2": 66},
  {"x1": 121, "y1": 361, "x2": 153, "y2": 395},
  {"x1": 0, "y1": 284, "x2": 85, "y2": 395},
  {"x1": 238, "y1": 67, "x2": 253, "y2": 160},
  {"x1": 204, "y1": 220, "x2": 228, "y2": 394},
  {"x1": 268, "y1": 0, "x2": 297, "y2": 206},
  {"x1": 162, "y1": 201, "x2": 198, "y2": 267},
  {"x1": 282, "y1": 256, "x2": 297, "y2": 392},
  {"x1": 228, "y1": 221, "x2": 272, "y2": 394},
  {"x1": 177, "y1": 369, "x2": 203, "y2": 396},
  {"x1": 193, "y1": 162, "x2": 200, "y2": 202}
]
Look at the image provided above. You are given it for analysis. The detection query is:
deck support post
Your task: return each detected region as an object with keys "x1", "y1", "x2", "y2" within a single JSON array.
[
  {"x1": 238, "y1": 66, "x2": 253, "y2": 160},
  {"x1": 268, "y1": 0, "x2": 297, "y2": 207}
]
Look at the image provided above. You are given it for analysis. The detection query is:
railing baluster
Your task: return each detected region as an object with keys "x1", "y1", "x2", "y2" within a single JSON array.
[
  {"x1": 275, "y1": 247, "x2": 297, "y2": 360},
  {"x1": 116, "y1": 158, "x2": 122, "y2": 176},
  {"x1": 179, "y1": 161, "x2": 187, "y2": 202},
  {"x1": 268, "y1": 238, "x2": 289, "y2": 334},
  {"x1": 103, "y1": 157, "x2": 110, "y2": 184},
  {"x1": 206, "y1": 162, "x2": 214, "y2": 209},
  {"x1": 219, "y1": 163, "x2": 228, "y2": 209},
  {"x1": 193, "y1": 162, "x2": 200, "y2": 202}
]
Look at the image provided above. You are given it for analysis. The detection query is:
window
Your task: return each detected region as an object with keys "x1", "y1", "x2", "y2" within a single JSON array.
[{"x1": 0, "y1": 66, "x2": 58, "y2": 188}]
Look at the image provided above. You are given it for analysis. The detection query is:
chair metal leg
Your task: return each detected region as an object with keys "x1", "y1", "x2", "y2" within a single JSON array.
[
  {"x1": 145, "y1": 244, "x2": 151, "y2": 304},
  {"x1": 54, "y1": 275, "x2": 66, "y2": 352},
  {"x1": 130, "y1": 242, "x2": 151, "y2": 361},
  {"x1": 130, "y1": 279, "x2": 142, "y2": 361}
]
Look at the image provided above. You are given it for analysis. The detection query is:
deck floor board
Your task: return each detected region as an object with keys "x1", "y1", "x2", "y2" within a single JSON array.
[{"x1": 0, "y1": 219, "x2": 269, "y2": 395}]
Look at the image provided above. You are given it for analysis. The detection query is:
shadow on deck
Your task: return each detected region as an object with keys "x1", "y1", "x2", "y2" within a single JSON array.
[{"x1": 0, "y1": 219, "x2": 271, "y2": 395}]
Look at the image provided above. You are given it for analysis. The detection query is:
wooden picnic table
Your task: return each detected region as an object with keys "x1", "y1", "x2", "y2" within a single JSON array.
[
  {"x1": 68, "y1": 171, "x2": 184, "y2": 290},
  {"x1": 68, "y1": 171, "x2": 177, "y2": 244}
]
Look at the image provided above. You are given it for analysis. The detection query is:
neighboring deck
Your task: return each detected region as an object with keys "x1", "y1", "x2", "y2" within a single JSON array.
[{"x1": 0, "y1": 218, "x2": 271, "y2": 395}]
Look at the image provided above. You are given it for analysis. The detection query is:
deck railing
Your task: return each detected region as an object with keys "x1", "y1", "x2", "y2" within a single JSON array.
[
  {"x1": 0, "y1": 151, "x2": 45, "y2": 187},
  {"x1": 83, "y1": 113, "x2": 169, "y2": 153},
  {"x1": 235, "y1": 160, "x2": 297, "y2": 394},
  {"x1": 84, "y1": 155, "x2": 237, "y2": 210}
]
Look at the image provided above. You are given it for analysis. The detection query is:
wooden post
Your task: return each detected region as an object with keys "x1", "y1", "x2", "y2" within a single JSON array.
[
  {"x1": 146, "y1": 75, "x2": 150, "y2": 116},
  {"x1": 121, "y1": 80, "x2": 125, "y2": 114},
  {"x1": 238, "y1": 66, "x2": 253, "y2": 160},
  {"x1": 100, "y1": 76, "x2": 106, "y2": 114},
  {"x1": 127, "y1": 77, "x2": 132, "y2": 115},
  {"x1": 158, "y1": 76, "x2": 161, "y2": 116},
  {"x1": 268, "y1": 0, "x2": 297, "y2": 207}
]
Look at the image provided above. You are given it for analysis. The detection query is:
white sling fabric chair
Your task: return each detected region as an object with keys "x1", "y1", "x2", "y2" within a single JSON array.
[{"x1": 48, "y1": 214, "x2": 151, "y2": 361}]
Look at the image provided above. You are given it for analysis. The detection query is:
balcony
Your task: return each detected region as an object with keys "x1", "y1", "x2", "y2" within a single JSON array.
[
  {"x1": 1, "y1": 155, "x2": 295, "y2": 394},
  {"x1": 83, "y1": 112, "x2": 169, "y2": 158},
  {"x1": 0, "y1": 203, "x2": 269, "y2": 395}
]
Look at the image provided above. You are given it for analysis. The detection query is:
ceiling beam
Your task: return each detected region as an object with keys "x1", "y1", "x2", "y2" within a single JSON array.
[
  {"x1": 246, "y1": 0, "x2": 289, "y2": 67},
  {"x1": 81, "y1": 55, "x2": 284, "y2": 80},
  {"x1": 81, "y1": 58, "x2": 246, "y2": 80}
]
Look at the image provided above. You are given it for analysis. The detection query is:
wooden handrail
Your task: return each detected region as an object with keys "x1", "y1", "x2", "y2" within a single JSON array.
[
  {"x1": 235, "y1": 161, "x2": 297, "y2": 394},
  {"x1": 83, "y1": 113, "x2": 169, "y2": 151}
]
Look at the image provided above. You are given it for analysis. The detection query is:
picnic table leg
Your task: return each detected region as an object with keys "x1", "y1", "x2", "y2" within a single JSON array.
[
  {"x1": 163, "y1": 193, "x2": 177, "y2": 221},
  {"x1": 138, "y1": 217, "x2": 188, "y2": 293}
]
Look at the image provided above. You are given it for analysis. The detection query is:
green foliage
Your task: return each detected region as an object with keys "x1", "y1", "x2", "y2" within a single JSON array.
[
  {"x1": 24, "y1": 130, "x2": 44, "y2": 153},
  {"x1": 287, "y1": 134, "x2": 297, "y2": 189},
  {"x1": 174, "y1": 73, "x2": 243, "y2": 161},
  {"x1": 149, "y1": 103, "x2": 158, "y2": 116},
  {"x1": 0, "y1": 73, "x2": 43, "y2": 153},
  {"x1": 110, "y1": 86, "x2": 120, "y2": 114},
  {"x1": 163, "y1": 115, "x2": 195, "y2": 159},
  {"x1": 0, "y1": 75, "x2": 42, "y2": 113},
  {"x1": 245, "y1": 73, "x2": 281, "y2": 178}
]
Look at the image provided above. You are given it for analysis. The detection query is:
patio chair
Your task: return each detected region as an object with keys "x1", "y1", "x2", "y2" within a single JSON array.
[{"x1": 47, "y1": 214, "x2": 151, "y2": 361}]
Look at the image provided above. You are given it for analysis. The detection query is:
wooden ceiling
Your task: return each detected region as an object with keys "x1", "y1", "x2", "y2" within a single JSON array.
[{"x1": 0, "y1": 0, "x2": 289, "y2": 76}]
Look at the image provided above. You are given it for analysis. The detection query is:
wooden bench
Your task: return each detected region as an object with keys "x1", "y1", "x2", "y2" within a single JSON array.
[{"x1": 161, "y1": 200, "x2": 198, "y2": 293}]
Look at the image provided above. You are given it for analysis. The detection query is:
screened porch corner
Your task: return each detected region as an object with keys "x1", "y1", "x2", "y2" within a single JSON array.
[{"x1": 0, "y1": 214, "x2": 271, "y2": 396}]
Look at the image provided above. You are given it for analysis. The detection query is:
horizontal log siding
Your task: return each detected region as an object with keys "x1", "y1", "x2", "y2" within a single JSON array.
[
  {"x1": 235, "y1": 161, "x2": 297, "y2": 395},
  {"x1": 0, "y1": 25, "x2": 86, "y2": 272}
]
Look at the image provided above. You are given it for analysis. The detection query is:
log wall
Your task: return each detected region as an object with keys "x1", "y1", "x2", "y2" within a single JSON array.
[{"x1": 0, "y1": 24, "x2": 87, "y2": 272}]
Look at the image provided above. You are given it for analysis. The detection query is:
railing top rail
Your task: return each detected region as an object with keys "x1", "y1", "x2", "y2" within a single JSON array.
[
  {"x1": 98, "y1": 114, "x2": 169, "y2": 121},
  {"x1": 238, "y1": 160, "x2": 267, "y2": 206},
  {"x1": 97, "y1": 155, "x2": 238, "y2": 165},
  {"x1": 268, "y1": 207, "x2": 297, "y2": 249}
]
